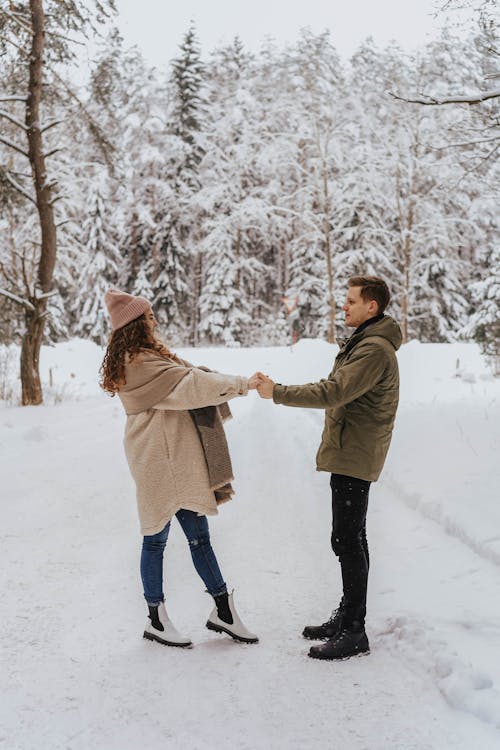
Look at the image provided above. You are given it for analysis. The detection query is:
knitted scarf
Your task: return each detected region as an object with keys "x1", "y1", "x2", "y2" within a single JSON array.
[
  {"x1": 181, "y1": 361, "x2": 234, "y2": 503},
  {"x1": 189, "y1": 402, "x2": 234, "y2": 504}
]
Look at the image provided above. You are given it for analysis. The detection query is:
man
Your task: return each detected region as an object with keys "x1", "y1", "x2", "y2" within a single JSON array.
[{"x1": 257, "y1": 276, "x2": 402, "y2": 660}]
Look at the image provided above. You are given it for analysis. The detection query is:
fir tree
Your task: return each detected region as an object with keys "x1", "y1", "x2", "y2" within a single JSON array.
[
  {"x1": 462, "y1": 244, "x2": 500, "y2": 372},
  {"x1": 74, "y1": 177, "x2": 122, "y2": 343},
  {"x1": 198, "y1": 226, "x2": 253, "y2": 345},
  {"x1": 153, "y1": 217, "x2": 190, "y2": 341},
  {"x1": 171, "y1": 23, "x2": 206, "y2": 181}
]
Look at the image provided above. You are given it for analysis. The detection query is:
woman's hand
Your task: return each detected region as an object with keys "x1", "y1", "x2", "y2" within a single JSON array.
[{"x1": 248, "y1": 372, "x2": 267, "y2": 390}]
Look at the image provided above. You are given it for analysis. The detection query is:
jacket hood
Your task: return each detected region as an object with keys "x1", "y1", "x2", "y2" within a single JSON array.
[{"x1": 362, "y1": 315, "x2": 402, "y2": 351}]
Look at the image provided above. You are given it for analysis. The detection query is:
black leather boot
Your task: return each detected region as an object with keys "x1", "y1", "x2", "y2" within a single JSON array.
[
  {"x1": 302, "y1": 600, "x2": 345, "y2": 640},
  {"x1": 308, "y1": 622, "x2": 369, "y2": 660}
]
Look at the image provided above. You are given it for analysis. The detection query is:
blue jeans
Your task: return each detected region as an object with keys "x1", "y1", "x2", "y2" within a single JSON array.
[{"x1": 141, "y1": 509, "x2": 227, "y2": 605}]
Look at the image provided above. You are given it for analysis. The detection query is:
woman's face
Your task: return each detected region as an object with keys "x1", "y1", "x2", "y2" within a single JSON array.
[{"x1": 145, "y1": 311, "x2": 158, "y2": 334}]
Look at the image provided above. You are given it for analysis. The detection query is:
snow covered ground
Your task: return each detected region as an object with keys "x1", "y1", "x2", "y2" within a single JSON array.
[{"x1": 1, "y1": 338, "x2": 499, "y2": 750}]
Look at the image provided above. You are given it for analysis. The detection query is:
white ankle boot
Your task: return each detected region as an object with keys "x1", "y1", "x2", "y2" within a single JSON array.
[
  {"x1": 143, "y1": 602, "x2": 192, "y2": 647},
  {"x1": 206, "y1": 590, "x2": 259, "y2": 643}
]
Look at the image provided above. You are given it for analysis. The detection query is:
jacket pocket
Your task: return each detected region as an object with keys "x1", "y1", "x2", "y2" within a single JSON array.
[{"x1": 327, "y1": 415, "x2": 345, "y2": 449}]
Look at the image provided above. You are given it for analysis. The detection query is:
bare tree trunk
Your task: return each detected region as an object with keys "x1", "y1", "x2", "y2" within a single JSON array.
[
  {"x1": 129, "y1": 212, "x2": 138, "y2": 282},
  {"x1": 401, "y1": 199, "x2": 414, "y2": 344},
  {"x1": 190, "y1": 251, "x2": 202, "y2": 346},
  {"x1": 279, "y1": 237, "x2": 289, "y2": 296},
  {"x1": 396, "y1": 130, "x2": 420, "y2": 345},
  {"x1": 235, "y1": 227, "x2": 241, "y2": 290},
  {"x1": 21, "y1": 309, "x2": 45, "y2": 404},
  {"x1": 322, "y1": 158, "x2": 335, "y2": 344},
  {"x1": 20, "y1": 0, "x2": 57, "y2": 405}
]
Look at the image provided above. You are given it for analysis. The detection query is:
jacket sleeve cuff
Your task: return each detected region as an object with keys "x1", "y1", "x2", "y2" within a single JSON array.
[
  {"x1": 238, "y1": 376, "x2": 249, "y2": 396},
  {"x1": 272, "y1": 384, "x2": 285, "y2": 403}
]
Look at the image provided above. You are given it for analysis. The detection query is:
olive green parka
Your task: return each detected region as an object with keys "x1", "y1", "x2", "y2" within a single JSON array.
[{"x1": 272, "y1": 315, "x2": 402, "y2": 482}]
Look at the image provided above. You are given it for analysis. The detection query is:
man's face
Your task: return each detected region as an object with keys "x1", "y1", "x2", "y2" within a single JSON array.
[{"x1": 342, "y1": 286, "x2": 378, "y2": 328}]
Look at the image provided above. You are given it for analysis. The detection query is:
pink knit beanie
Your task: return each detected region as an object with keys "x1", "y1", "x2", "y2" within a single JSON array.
[{"x1": 104, "y1": 289, "x2": 152, "y2": 331}]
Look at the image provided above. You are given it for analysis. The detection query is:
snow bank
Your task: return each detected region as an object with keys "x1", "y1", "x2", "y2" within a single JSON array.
[
  {"x1": 0, "y1": 339, "x2": 105, "y2": 405},
  {"x1": 3, "y1": 336, "x2": 498, "y2": 405},
  {"x1": 376, "y1": 615, "x2": 500, "y2": 732}
]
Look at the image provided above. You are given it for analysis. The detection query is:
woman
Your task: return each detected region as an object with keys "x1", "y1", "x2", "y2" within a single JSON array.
[{"x1": 100, "y1": 288, "x2": 260, "y2": 648}]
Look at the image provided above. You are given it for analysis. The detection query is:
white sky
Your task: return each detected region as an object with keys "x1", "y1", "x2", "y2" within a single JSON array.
[{"x1": 109, "y1": 0, "x2": 451, "y2": 67}]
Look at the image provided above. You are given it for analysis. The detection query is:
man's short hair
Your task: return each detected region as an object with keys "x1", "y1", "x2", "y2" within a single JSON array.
[{"x1": 348, "y1": 276, "x2": 390, "y2": 315}]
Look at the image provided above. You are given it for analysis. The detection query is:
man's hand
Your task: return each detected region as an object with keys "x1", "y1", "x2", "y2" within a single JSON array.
[
  {"x1": 248, "y1": 372, "x2": 267, "y2": 390},
  {"x1": 256, "y1": 373, "x2": 275, "y2": 399}
]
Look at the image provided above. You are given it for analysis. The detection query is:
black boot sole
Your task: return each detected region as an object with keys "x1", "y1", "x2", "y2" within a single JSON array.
[
  {"x1": 206, "y1": 620, "x2": 259, "y2": 644},
  {"x1": 302, "y1": 631, "x2": 338, "y2": 641},
  {"x1": 143, "y1": 631, "x2": 192, "y2": 648},
  {"x1": 308, "y1": 647, "x2": 370, "y2": 661}
]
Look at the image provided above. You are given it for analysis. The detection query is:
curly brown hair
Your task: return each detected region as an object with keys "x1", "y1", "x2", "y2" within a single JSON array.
[{"x1": 99, "y1": 314, "x2": 180, "y2": 395}]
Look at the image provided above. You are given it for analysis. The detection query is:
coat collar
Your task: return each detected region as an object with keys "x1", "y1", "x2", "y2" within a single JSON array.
[
  {"x1": 338, "y1": 314, "x2": 385, "y2": 354},
  {"x1": 337, "y1": 314, "x2": 402, "y2": 355}
]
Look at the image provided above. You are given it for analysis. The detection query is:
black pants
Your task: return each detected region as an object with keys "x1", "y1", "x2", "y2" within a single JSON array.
[{"x1": 330, "y1": 473, "x2": 371, "y2": 627}]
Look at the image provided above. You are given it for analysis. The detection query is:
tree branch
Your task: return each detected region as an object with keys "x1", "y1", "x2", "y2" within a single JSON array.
[
  {"x1": 0, "y1": 8, "x2": 33, "y2": 35},
  {"x1": 37, "y1": 290, "x2": 58, "y2": 300},
  {"x1": 0, "y1": 135, "x2": 29, "y2": 157},
  {"x1": 388, "y1": 88, "x2": 500, "y2": 105},
  {"x1": 10, "y1": 9, "x2": 31, "y2": 21},
  {"x1": 0, "y1": 95, "x2": 27, "y2": 103},
  {"x1": 44, "y1": 28, "x2": 84, "y2": 46},
  {"x1": 0, "y1": 261, "x2": 17, "y2": 288},
  {"x1": 432, "y1": 135, "x2": 500, "y2": 149},
  {"x1": 0, "y1": 288, "x2": 35, "y2": 311},
  {"x1": 41, "y1": 119, "x2": 63, "y2": 133},
  {"x1": 4, "y1": 171, "x2": 37, "y2": 204},
  {"x1": 45, "y1": 147, "x2": 61, "y2": 159},
  {"x1": 0, "y1": 33, "x2": 30, "y2": 56},
  {"x1": 21, "y1": 253, "x2": 32, "y2": 297},
  {"x1": 48, "y1": 68, "x2": 117, "y2": 173},
  {"x1": 451, "y1": 142, "x2": 500, "y2": 188},
  {"x1": 0, "y1": 109, "x2": 28, "y2": 130},
  {"x1": 43, "y1": 178, "x2": 58, "y2": 191},
  {"x1": 7, "y1": 169, "x2": 32, "y2": 178}
]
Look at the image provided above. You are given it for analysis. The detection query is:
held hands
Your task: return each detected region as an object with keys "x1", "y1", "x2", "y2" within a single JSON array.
[
  {"x1": 247, "y1": 372, "x2": 264, "y2": 390},
  {"x1": 247, "y1": 372, "x2": 275, "y2": 399}
]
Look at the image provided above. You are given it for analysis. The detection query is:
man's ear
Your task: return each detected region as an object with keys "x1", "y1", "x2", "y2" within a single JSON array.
[{"x1": 369, "y1": 299, "x2": 378, "y2": 315}]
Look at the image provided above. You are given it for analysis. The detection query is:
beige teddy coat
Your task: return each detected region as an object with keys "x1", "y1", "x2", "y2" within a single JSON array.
[{"x1": 118, "y1": 352, "x2": 248, "y2": 535}]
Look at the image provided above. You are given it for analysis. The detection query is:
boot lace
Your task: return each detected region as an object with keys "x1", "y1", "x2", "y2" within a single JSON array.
[{"x1": 323, "y1": 605, "x2": 342, "y2": 628}]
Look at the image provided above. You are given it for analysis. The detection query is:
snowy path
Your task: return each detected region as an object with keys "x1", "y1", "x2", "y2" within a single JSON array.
[{"x1": 1, "y1": 341, "x2": 500, "y2": 749}]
